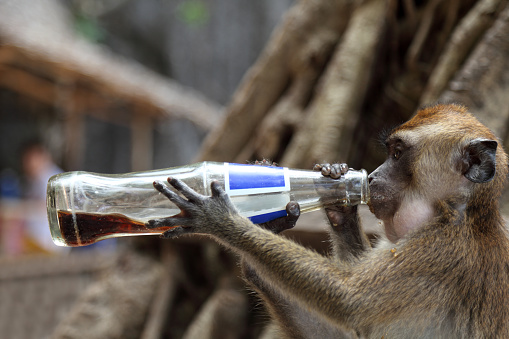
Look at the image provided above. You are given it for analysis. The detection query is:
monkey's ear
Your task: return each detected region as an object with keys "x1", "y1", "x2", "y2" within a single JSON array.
[{"x1": 462, "y1": 139, "x2": 498, "y2": 183}]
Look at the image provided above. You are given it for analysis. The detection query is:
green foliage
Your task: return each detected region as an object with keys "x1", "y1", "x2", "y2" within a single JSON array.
[
  {"x1": 176, "y1": 0, "x2": 210, "y2": 28},
  {"x1": 74, "y1": 14, "x2": 105, "y2": 42}
]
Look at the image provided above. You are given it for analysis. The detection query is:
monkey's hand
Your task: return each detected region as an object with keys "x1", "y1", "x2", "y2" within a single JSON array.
[
  {"x1": 313, "y1": 163, "x2": 349, "y2": 179},
  {"x1": 313, "y1": 163, "x2": 370, "y2": 257},
  {"x1": 252, "y1": 159, "x2": 301, "y2": 234},
  {"x1": 313, "y1": 162, "x2": 354, "y2": 209},
  {"x1": 258, "y1": 201, "x2": 300, "y2": 234},
  {"x1": 146, "y1": 178, "x2": 239, "y2": 239},
  {"x1": 253, "y1": 159, "x2": 277, "y2": 166},
  {"x1": 312, "y1": 163, "x2": 357, "y2": 223}
]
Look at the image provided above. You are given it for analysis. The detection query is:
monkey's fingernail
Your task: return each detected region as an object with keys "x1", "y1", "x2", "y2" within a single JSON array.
[
  {"x1": 153, "y1": 180, "x2": 165, "y2": 189},
  {"x1": 146, "y1": 219, "x2": 158, "y2": 228},
  {"x1": 286, "y1": 201, "x2": 300, "y2": 215}
]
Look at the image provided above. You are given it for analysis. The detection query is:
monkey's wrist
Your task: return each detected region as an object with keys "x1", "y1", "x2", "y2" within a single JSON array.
[{"x1": 325, "y1": 205, "x2": 358, "y2": 228}]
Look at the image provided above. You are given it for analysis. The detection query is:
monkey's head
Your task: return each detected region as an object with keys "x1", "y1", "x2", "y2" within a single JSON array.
[{"x1": 369, "y1": 104, "x2": 508, "y2": 242}]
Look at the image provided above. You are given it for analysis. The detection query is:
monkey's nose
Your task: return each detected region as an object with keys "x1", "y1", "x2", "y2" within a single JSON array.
[{"x1": 368, "y1": 168, "x2": 380, "y2": 184}]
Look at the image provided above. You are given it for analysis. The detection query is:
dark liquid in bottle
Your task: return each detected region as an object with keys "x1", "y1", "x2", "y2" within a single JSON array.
[{"x1": 57, "y1": 210, "x2": 173, "y2": 247}]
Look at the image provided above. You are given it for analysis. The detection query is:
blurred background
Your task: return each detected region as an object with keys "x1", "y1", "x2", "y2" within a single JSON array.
[{"x1": 1, "y1": 0, "x2": 508, "y2": 338}]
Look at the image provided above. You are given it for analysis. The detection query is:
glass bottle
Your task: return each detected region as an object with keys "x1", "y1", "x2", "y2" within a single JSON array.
[{"x1": 46, "y1": 162, "x2": 369, "y2": 247}]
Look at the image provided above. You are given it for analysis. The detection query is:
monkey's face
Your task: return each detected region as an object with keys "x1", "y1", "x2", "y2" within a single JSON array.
[
  {"x1": 368, "y1": 104, "x2": 507, "y2": 242},
  {"x1": 368, "y1": 135, "x2": 412, "y2": 221},
  {"x1": 368, "y1": 125, "x2": 467, "y2": 241}
]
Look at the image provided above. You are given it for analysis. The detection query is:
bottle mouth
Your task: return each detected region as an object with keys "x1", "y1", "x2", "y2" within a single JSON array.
[
  {"x1": 359, "y1": 169, "x2": 370, "y2": 204},
  {"x1": 311, "y1": 168, "x2": 370, "y2": 206},
  {"x1": 343, "y1": 168, "x2": 370, "y2": 205}
]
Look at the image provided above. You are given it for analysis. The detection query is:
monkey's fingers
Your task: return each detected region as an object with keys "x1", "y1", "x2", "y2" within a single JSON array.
[
  {"x1": 313, "y1": 163, "x2": 349, "y2": 179},
  {"x1": 146, "y1": 216, "x2": 189, "y2": 229},
  {"x1": 319, "y1": 163, "x2": 332, "y2": 176},
  {"x1": 160, "y1": 226, "x2": 194, "y2": 239},
  {"x1": 286, "y1": 201, "x2": 300, "y2": 224},
  {"x1": 329, "y1": 163, "x2": 349, "y2": 179},
  {"x1": 211, "y1": 181, "x2": 228, "y2": 199},
  {"x1": 153, "y1": 180, "x2": 192, "y2": 210},
  {"x1": 254, "y1": 159, "x2": 277, "y2": 166},
  {"x1": 167, "y1": 177, "x2": 204, "y2": 202},
  {"x1": 258, "y1": 201, "x2": 300, "y2": 234},
  {"x1": 210, "y1": 181, "x2": 238, "y2": 211}
]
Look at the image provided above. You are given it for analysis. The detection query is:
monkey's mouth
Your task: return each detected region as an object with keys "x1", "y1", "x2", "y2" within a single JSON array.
[
  {"x1": 367, "y1": 190, "x2": 397, "y2": 220},
  {"x1": 367, "y1": 193, "x2": 382, "y2": 214}
]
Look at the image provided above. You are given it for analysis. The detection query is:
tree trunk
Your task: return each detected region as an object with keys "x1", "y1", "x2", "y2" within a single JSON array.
[
  {"x1": 283, "y1": 0, "x2": 387, "y2": 168},
  {"x1": 196, "y1": 0, "x2": 354, "y2": 163},
  {"x1": 197, "y1": 0, "x2": 509, "y2": 174},
  {"x1": 439, "y1": 3, "x2": 509, "y2": 140}
]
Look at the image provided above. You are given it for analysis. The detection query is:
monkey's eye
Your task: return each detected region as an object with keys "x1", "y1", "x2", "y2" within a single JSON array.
[{"x1": 393, "y1": 150, "x2": 402, "y2": 160}]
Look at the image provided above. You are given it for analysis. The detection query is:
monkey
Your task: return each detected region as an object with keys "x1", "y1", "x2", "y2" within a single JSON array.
[{"x1": 147, "y1": 104, "x2": 509, "y2": 338}]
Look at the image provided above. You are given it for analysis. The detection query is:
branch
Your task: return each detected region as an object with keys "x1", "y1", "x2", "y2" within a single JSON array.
[
  {"x1": 283, "y1": 0, "x2": 387, "y2": 168},
  {"x1": 196, "y1": 0, "x2": 353, "y2": 162},
  {"x1": 420, "y1": 0, "x2": 505, "y2": 105},
  {"x1": 439, "y1": 4, "x2": 509, "y2": 139}
]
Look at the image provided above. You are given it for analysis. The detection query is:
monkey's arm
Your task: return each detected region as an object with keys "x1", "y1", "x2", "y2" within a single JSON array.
[
  {"x1": 315, "y1": 163, "x2": 371, "y2": 261},
  {"x1": 147, "y1": 179, "x2": 355, "y2": 316},
  {"x1": 241, "y1": 203, "x2": 353, "y2": 338},
  {"x1": 241, "y1": 258, "x2": 353, "y2": 338},
  {"x1": 240, "y1": 207, "x2": 310, "y2": 339},
  {"x1": 147, "y1": 179, "x2": 441, "y2": 333},
  {"x1": 325, "y1": 205, "x2": 371, "y2": 261}
]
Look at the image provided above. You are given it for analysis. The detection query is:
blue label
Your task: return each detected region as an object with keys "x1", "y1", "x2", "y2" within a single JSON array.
[
  {"x1": 248, "y1": 209, "x2": 288, "y2": 224},
  {"x1": 225, "y1": 163, "x2": 290, "y2": 196}
]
